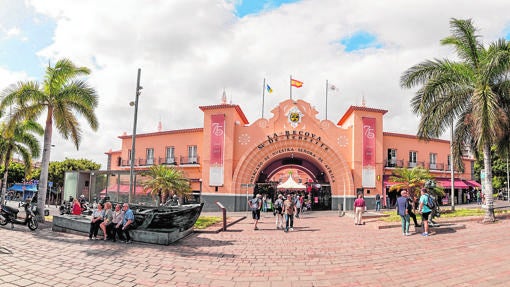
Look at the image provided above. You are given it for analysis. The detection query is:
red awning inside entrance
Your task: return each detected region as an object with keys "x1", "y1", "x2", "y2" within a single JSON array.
[
  {"x1": 436, "y1": 179, "x2": 469, "y2": 189},
  {"x1": 464, "y1": 180, "x2": 481, "y2": 188}
]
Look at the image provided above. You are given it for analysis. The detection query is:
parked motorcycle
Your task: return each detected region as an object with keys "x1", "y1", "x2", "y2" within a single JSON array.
[
  {"x1": 59, "y1": 196, "x2": 73, "y2": 215},
  {"x1": 0, "y1": 200, "x2": 38, "y2": 230}
]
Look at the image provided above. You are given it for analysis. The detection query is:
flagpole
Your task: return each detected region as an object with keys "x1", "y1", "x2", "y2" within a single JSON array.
[
  {"x1": 262, "y1": 78, "x2": 266, "y2": 118},
  {"x1": 289, "y1": 75, "x2": 292, "y2": 100},
  {"x1": 325, "y1": 80, "x2": 329, "y2": 120}
]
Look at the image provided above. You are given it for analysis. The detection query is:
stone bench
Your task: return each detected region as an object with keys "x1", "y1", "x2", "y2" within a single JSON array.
[{"x1": 52, "y1": 214, "x2": 193, "y2": 245}]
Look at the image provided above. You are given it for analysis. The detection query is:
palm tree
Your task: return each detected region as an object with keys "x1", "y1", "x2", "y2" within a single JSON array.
[
  {"x1": 0, "y1": 120, "x2": 43, "y2": 204},
  {"x1": 400, "y1": 18, "x2": 510, "y2": 222},
  {"x1": 142, "y1": 165, "x2": 191, "y2": 205},
  {"x1": 388, "y1": 167, "x2": 443, "y2": 199},
  {"x1": 0, "y1": 59, "x2": 98, "y2": 221}
]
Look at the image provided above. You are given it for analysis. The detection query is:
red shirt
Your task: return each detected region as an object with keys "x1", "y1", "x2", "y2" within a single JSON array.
[
  {"x1": 354, "y1": 198, "x2": 365, "y2": 208},
  {"x1": 72, "y1": 202, "x2": 82, "y2": 215}
]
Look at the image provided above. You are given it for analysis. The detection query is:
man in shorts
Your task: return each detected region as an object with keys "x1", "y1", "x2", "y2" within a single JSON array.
[
  {"x1": 418, "y1": 188, "x2": 432, "y2": 236},
  {"x1": 248, "y1": 194, "x2": 262, "y2": 230}
]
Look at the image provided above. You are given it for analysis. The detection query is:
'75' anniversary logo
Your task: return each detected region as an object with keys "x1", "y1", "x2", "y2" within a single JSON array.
[{"x1": 363, "y1": 125, "x2": 375, "y2": 139}]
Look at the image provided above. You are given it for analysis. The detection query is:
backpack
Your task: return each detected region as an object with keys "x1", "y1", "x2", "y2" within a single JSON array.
[
  {"x1": 426, "y1": 195, "x2": 436, "y2": 209},
  {"x1": 250, "y1": 198, "x2": 260, "y2": 211}
]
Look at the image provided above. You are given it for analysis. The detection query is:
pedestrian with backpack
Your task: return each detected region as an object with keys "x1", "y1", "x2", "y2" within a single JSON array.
[
  {"x1": 274, "y1": 194, "x2": 284, "y2": 230},
  {"x1": 418, "y1": 188, "x2": 432, "y2": 236},
  {"x1": 248, "y1": 194, "x2": 262, "y2": 230}
]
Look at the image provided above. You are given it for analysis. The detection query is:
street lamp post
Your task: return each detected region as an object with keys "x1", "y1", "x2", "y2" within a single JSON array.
[
  {"x1": 507, "y1": 156, "x2": 509, "y2": 202},
  {"x1": 129, "y1": 68, "x2": 142, "y2": 203},
  {"x1": 450, "y1": 119, "x2": 455, "y2": 211}
]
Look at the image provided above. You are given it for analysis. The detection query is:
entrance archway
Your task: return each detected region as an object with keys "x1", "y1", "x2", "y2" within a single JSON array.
[{"x1": 232, "y1": 138, "x2": 353, "y2": 210}]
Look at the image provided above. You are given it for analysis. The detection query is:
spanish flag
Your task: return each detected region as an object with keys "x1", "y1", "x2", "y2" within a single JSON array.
[{"x1": 291, "y1": 78, "x2": 303, "y2": 88}]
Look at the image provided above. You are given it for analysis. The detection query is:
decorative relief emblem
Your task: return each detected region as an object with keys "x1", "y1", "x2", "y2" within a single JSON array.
[
  {"x1": 338, "y1": 135, "x2": 348, "y2": 147},
  {"x1": 258, "y1": 119, "x2": 268, "y2": 128},
  {"x1": 320, "y1": 121, "x2": 330, "y2": 129},
  {"x1": 238, "y1": 133, "x2": 250, "y2": 145},
  {"x1": 287, "y1": 107, "x2": 303, "y2": 128}
]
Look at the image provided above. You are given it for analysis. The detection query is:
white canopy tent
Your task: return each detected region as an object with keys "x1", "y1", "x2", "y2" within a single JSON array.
[{"x1": 277, "y1": 175, "x2": 306, "y2": 189}]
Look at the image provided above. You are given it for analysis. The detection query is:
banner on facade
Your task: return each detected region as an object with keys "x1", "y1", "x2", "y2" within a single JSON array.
[
  {"x1": 209, "y1": 114, "x2": 225, "y2": 186},
  {"x1": 362, "y1": 117, "x2": 376, "y2": 187}
]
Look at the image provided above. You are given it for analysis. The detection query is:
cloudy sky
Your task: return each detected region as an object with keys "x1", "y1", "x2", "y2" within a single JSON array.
[{"x1": 1, "y1": 0, "x2": 509, "y2": 168}]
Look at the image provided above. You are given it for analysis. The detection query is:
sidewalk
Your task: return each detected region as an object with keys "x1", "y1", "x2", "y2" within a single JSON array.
[{"x1": 1, "y1": 207, "x2": 510, "y2": 286}]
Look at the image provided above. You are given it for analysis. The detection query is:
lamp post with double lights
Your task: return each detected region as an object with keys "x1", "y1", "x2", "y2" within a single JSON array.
[{"x1": 128, "y1": 68, "x2": 142, "y2": 203}]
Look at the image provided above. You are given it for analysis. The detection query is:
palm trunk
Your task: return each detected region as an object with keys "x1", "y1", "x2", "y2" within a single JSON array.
[
  {"x1": 482, "y1": 143, "x2": 495, "y2": 223},
  {"x1": 37, "y1": 110, "x2": 53, "y2": 222},
  {"x1": 0, "y1": 152, "x2": 11, "y2": 204}
]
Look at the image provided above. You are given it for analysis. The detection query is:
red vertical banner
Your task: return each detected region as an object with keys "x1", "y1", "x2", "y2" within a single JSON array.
[
  {"x1": 209, "y1": 114, "x2": 225, "y2": 186},
  {"x1": 362, "y1": 117, "x2": 376, "y2": 187}
]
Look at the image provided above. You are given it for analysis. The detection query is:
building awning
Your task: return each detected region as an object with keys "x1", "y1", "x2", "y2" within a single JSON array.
[
  {"x1": 436, "y1": 179, "x2": 469, "y2": 189},
  {"x1": 464, "y1": 180, "x2": 481, "y2": 188},
  {"x1": 7, "y1": 184, "x2": 38, "y2": 192}
]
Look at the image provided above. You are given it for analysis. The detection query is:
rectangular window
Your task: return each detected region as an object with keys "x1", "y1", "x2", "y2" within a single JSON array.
[
  {"x1": 430, "y1": 153, "x2": 437, "y2": 169},
  {"x1": 409, "y1": 151, "x2": 417, "y2": 167},
  {"x1": 447, "y1": 155, "x2": 451, "y2": 171},
  {"x1": 128, "y1": 149, "x2": 132, "y2": 165},
  {"x1": 146, "y1": 148, "x2": 154, "y2": 165},
  {"x1": 387, "y1": 149, "x2": 397, "y2": 167},
  {"x1": 166, "y1": 146, "x2": 175, "y2": 164},
  {"x1": 188, "y1": 145, "x2": 198, "y2": 163}
]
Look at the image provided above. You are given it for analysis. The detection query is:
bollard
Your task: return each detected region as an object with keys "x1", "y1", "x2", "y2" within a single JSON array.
[{"x1": 215, "y1": 201, "x2": 227, "y2": 231}]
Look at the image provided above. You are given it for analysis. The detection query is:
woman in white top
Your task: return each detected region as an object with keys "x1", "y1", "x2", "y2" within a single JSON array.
[{"x1": 88, "y1": 203, "x2": 104, "y2": 240}]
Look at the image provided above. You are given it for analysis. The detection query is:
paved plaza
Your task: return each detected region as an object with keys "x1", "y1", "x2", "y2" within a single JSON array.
[{"x1": 0, "y1": 207, "x2": 509, "y2": 287}]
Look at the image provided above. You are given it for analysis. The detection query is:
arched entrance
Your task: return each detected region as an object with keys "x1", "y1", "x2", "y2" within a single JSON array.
[{"x1": 232, "y1": 138, "x2": 353, "y2": 210}]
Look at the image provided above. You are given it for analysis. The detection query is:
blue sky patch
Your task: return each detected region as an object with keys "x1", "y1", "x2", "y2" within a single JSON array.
[
  {"x1": 234, "y1": 0, "x2": 299, "y2": 17},
  {"x1": 340, "y1": 31, "x2": 382, "y2": 52},
  {"x1": 0, "y1": 7, "x2": 55, "y2": 80}
]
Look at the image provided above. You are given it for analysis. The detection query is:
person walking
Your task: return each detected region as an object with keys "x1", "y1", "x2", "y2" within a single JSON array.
[
  {"x1": 274, "y1": 194, "x2": 284, "y2": 230},
  {"x1": 375, "y1": 193, "x2": 381, "y2": 211},
  {"x1": 408, "y1": 195, "x2": 420, "y2": 228},
  {"x1": 283, "y1": 194, "x2": 296, "y2": 232},
  {"x1": 396, "y1": 190, "x2": 410, "y2": 236},
  {"x1": 418, "y1": 188, "x2": 432, "y2": 236},
  {"x1": 353, "y1": 194, "x2": 366, "y2": 225},
  {"x1": 248, "y1": 194, "x2": 262, "y2": 230},
  {"x1": 295, "y1": 194, "x2": 302, "y2": 218}
]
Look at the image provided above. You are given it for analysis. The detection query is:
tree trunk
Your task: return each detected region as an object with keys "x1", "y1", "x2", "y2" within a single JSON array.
[
  {"x1": 0, "y1": 150, "x2": 12, "y2": 205},
  {"x1": 482, "y1": 143, "x2": 495, "y2": 223},
  {"x1": 37, "y1": 109, "x2": 53, "y2": 222}
]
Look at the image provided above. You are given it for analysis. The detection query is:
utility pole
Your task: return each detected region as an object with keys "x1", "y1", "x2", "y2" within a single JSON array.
[{"x1": 129, "y1": 68, "x2": 142, "y2": 203}]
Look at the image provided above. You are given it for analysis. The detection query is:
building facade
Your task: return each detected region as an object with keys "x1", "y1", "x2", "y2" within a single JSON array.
[{"x1": 105, "y1": 98, "x2": 477, "y2": 211}]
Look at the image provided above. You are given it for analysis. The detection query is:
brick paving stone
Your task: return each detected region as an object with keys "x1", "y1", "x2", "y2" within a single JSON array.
[{"x1": 2, "y1": 211, "x2": 510, "y2": 286}]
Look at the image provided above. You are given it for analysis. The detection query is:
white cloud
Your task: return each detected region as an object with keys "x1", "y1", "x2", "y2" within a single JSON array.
[
  {"x1": 0, "y1": 0, "x2": 508, "y2": 168},
  {"x1": 5, "y1": 27, "x2": 20, "y2": 37}
]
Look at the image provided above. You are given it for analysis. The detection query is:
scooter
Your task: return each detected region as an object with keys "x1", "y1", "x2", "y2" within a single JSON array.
[
  {"x1": 59, "y1": 196, "x2": 73, "y2": 215},
  {"x1": 0, "y1": 200, "x2": 38, "y2": 230}
]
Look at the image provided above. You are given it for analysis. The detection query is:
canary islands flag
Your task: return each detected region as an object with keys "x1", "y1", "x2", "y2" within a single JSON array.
[{"x1": 266, "y1": 84, "x2": 273, "y2": 94}]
